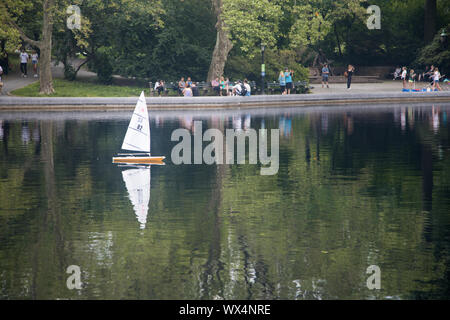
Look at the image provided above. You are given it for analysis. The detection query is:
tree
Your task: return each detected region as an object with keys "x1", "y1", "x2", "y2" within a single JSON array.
[
  {"x1": 415, "y1": 24, "x2": 450, "y2": 72},
  {"x1": 151, "y1": 0, "x2": 215, "y2": 81},
  {"x1": 207, "y1": 0, "x2": 281, "y2": 82},
  {"x1": 424, "y1": 0, "x2": 437, "y2": 43},
  {"x1": 207, "y1": 0, "x2": 233, "y2": 82},
  {"x1": 1, "y1": 0, "x2": 57, "y2": 94},
  {"x1": 53, "y1": 0, "x2": 164, "y2": 83},
  {"x1": 287, "y1": 0, "x2": 367, "y2": 64}
]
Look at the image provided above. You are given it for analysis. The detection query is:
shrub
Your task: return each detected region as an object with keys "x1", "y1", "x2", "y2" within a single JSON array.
[{"x1": 415, "y1": 25, "x2": 450, "y2": 73}]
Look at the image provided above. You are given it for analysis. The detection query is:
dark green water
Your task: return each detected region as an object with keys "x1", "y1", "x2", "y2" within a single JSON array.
[{"x1": 1, "y1": 104, "x2": 450, "y2": 300}]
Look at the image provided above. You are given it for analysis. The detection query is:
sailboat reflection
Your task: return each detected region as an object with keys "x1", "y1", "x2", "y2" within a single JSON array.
[{"x1": 120, "y1": 165, "x2": 151, "y2": 229}]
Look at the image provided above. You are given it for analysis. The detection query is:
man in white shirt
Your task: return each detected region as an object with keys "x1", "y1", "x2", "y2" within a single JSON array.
[
  {"x1": 233, "y1": 80, "x2": 243, "y2": 96},
  {"x1": 20, "y1": 49, "x2": 30, "y2": 78}
]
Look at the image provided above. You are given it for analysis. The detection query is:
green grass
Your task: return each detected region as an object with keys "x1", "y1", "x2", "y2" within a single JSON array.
[{"x1": 11, "y1": 79, "x2": 147, "y2": 97}]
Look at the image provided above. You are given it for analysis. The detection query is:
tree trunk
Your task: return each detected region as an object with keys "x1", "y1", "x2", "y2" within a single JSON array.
[
  {"x1": 39, "y1": 0, "x2": 55, "y2": 94},
  {"x1": 207, "y1": 0, "x2": 233, "y2": 82},
  {"x1": 424, "y1": 0, "x2": 437, "y2": 43},
  {"x1": 7, "y1": 0, "x2": 55, "y2": 94},
  {"x1": 333, "y1": 23, "x2": 343, "y2": 58}
]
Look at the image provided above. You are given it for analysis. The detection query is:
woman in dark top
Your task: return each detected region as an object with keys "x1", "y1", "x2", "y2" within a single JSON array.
[{"x1": 346, "y1": 65, "x2": 355, "y2": 89}]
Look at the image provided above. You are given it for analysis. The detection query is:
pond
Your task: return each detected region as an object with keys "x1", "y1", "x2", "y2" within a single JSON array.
[{"x1": 1, "y1": 103, "x2": 450, "y2": 299}]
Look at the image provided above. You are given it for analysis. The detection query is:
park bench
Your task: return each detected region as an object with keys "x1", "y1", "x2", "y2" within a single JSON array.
[
  {"x1": 149, "y1": 81, "x2": 212, "y2": 96},
  {"x1": 266, "y1": 81, "x2": 308, "y2": 94},
  {"x1": 148, "y1": 81, "x2": 178, "y2": 96},
  {"x1": 149, "y1": 80, "x2": 308, "y2": 96}
]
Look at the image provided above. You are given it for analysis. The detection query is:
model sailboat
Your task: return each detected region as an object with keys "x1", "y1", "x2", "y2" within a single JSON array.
[{"x1": 112, "y1": 91, "x2": 165, "y2": 164}]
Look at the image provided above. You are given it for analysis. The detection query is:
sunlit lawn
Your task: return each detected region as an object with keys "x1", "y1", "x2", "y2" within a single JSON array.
[{"x1": 12, "y1": 79, "x2": 147, "y2": 97}]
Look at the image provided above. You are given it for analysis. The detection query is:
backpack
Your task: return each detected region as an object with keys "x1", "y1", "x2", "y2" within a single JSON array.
[{"x1": 240, "y1": 83, "x2": 247, "y2": 96}]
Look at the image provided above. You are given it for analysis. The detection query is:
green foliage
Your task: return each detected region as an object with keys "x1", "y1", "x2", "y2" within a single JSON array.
[
  {"x1": 63, "y1": 64, "x2": 77, "y2": 81},
  {"x1": 225, "y1": 48, "x2": 309, "y2": 83},
  {"x1": 222, "y1": 0, "x2": 282, "y2": 57},
  {"x1": 0, "y1": 0, "x2": 42, "y2": 51},
  {"x1": 3, "y1": 0, "x2": 448, "y2": 85},
  {"x1": 288, "y1": 4, "x2": 332, "y2": 48},
  {"x1": 148, "y1": 0, "x2": 216, "y2": 81},
  {"x1": 415, "y1": 25, "x2": 450, "y2": 72},
  {"x1": 89, "y1": 46, "x2": 114, "y2": 84}
]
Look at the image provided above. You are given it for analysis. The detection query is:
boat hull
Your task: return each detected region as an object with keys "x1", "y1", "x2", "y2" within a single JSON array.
[{"x1": 112, "y1": 156, "x2": 165, "y2": 164}]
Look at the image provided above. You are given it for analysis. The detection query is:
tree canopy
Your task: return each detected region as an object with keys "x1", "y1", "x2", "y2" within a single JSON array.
[{"x1": 0, "y1": 0, "x2": 448, "y2": 91}]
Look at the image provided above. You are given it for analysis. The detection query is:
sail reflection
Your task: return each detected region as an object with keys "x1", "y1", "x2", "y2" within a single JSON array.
[{"x1": 121, "y1": 166, "x2": 151, "y2": 229}]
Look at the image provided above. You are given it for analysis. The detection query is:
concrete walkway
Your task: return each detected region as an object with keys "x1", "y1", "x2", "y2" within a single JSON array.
[
  {"x1": 309, "y1": 80, "x2": 450, "y2": 94},
  {"x1": 0, "y1": 71, "x2": 39, "y2": 95},
  {"x1": 1, "y1": 89, "x2": 449, "y2": 111},
  {"x1": 0, "y1": 61, "x2": 100, "y2": 95}
]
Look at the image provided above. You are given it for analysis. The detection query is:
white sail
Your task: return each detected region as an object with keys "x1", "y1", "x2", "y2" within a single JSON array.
[
  {"x1": 122, "y1": 167, "x2": 151, "y2": 229},
  {"x1": 121, "y1": 91, "x2": 150, "y2": 153}
]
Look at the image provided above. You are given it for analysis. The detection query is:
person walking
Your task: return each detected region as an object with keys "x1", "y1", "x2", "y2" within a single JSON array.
[
  {"x1": 284, "y1": 68, "x2": 293, "y2": 94},
  {"x1": 31, "y1": 50, "x2": 39, "y2": 78},
  {"x1": 278, "y1": 70, "x2": 286, "y2": 95},
  {"x1": 321, "y1": 64, "x2": 330, "y2": 88},
  {"x1": 424, "y1": 65, "x2": 434, "y2": 83},
  {"x1": 20, "y1": 48, "x2": 29, "y2": 78},
  {"x1": 346, "y1": 65, "x2": 355, "y2": 90},
  {"x1": 432, "y1": 67, "x2": 442, "y2": 91}
]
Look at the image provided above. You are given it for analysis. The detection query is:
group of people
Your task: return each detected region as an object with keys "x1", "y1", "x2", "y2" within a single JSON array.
[
  {"x1": 395, "y1": 65, "x2": 444, "y2": 91},
  {"x1": 210, "y1": 77, "x2": 251, "y2": 96},
  {"x1": 154, "y1": 78, "x2": 198, "y2": 97},
  {"x1": 19, "y1": 48, "x2": 39, "y2": 78},
  {"x1": 177, "y1": 77, "x2": 198, "y2": 96},
  {"x1": 278, "y1": 69, "x2": 295, "y2": 94},
  {"x1": 0, "y1": 48, "x2": 39, "y2": 94},
  {"x1": 153, "y1": 77, "x2": 253, "y2": 97},
  {"x1": 319, "y1": 64, "x2": 355, "y2": 89}
]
